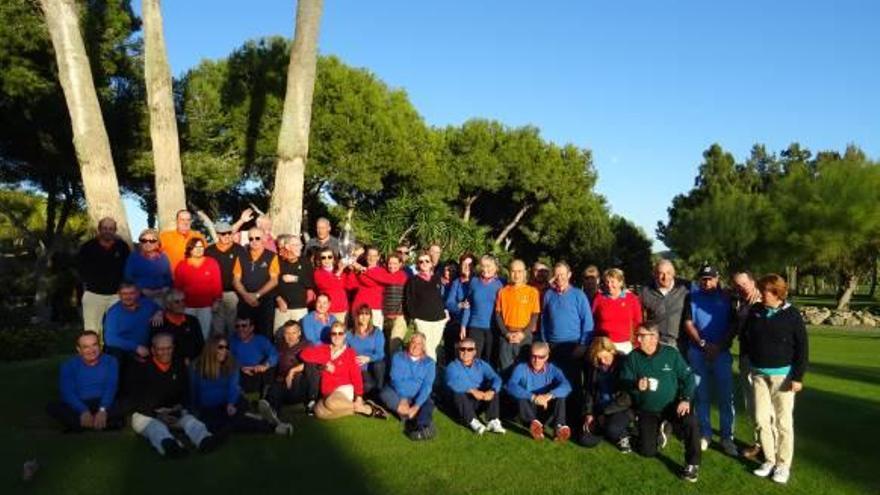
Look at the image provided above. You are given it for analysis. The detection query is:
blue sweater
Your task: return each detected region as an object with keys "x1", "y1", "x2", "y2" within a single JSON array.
[
  {"x1": 461, "y1": 277, "x2": 504, "y2": 329},
  {"x1": 445, "y1": 278, "x2": 470, "y2": 323},
  {"x1": 59, "y1": 355, "x2": 119, "y2": 413},
  {"x1": 540, "y1": 287, "x2": 594, "y2": 345},
  {"x1": 189, "y1": 367, "x2": 240, "y2": 410},
  {"x1": 301, "y1": 312, "x2": 337, "y2": 344},
  {"x1": 389, "y1": 351, "x2": 436, "y2": 406},
  {"x1": 444, "y1": 358, "x2": 501, "y2": 394},
  {"x1": 505, "y1": 362, "x2": 572, "y2": 400},
  {"x1": 229, "y1": 333, "x2": 278, "y2": 367},
  {"x1": 347, "y1": 329, "x2": 385, "y2": 370},
  {"x1": 124, "y1": 252, "x2": 172, "y2": 290},
  {"x1": 689, "y1": 288, "x2": 733, "y2": 346},
  {"x1": 103, "y1": 298, "x2": 160, "y2": 351}
]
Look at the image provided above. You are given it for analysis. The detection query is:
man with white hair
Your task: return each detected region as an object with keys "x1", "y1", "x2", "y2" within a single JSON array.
[
  {"x1": 639, "y1": 259, "x2": 691, "y2": 349},
  {"x1": 304, "y1": 217, "x2": 340, "y2": 259}
]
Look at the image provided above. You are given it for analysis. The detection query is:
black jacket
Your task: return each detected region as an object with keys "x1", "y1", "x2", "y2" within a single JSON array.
[
  {"x1": 741, "y1": 303, "x2": 809, "y2": 381},
  {"x1": 582, "y1": 358, "x2": 631, "y2": 416}
]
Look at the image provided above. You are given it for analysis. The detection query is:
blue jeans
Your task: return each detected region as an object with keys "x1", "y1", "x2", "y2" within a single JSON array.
[{"x1": 688, "y1": 347, "x2": 735, "y2": 439}]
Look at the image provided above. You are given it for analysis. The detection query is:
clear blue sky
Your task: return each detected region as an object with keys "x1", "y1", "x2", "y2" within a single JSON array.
[{"x1": 128, "y1": 0, "x2": 880, "y2": 250}]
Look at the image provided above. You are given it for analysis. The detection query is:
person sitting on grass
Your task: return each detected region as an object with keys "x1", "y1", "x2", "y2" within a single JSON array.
[
  {"x1": 265, "y1": 320, "x2": 314, "y2": 414},
  {"x1": 46, "y1": 331, "x2": 124, "y2": 432},
  {"x1": 347, "y1": 304, "x2": 387, "y2": 397},
  {"x1": 153, "y1": 289, "x2": 204, "y2": 365},
  {"x1": 578, "y1": 336, "x2": 633, "y2": 453},
  {"x1": 300, "y1": 293, "x2": 337, "y2": 344},
  {"x1": 300, "y1": 322, "x2": 386, "y2": 420},
  {"x1": 380, "y1": 332, "x2": 437, "y2": 441},
  {"x1": 621, "y1": 322, "x2": 701, "y2": 482},
  {"x1": 103, "y1": 282, "x2": 162, "y2": 366},
  {"x1": 123, "y1": 333, "x2": 218, "y2": 457},
  {"x1": 444, "y1": 338, "x2": 505, "y2": 435},
  {"x1": 505, "y1": 341, "x2": 572, "y2": 443},
  {"x1": 229, "y1": 316, "x2": 278, "y2": 404},
  {"x1": 189, "y1": 335, "x2": 292, "y2": 437}
]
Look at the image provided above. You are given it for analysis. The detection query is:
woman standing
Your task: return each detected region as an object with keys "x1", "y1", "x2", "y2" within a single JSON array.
[
  {"x1": 591, "y1": 268, "x2": 643, "y2": 354},
  {"x1": 404, "y1": 251, "x2": 449, "y2": 362},
  {"x1": 313, "y1": 247, "x2": 352, "y2": 322},
  {"x1": 124, "y1": 228, "x2": 173, "y2": 304},
  {"x1": 363, "y1": 253, "x2": 408, "y2": 354},
  {"x1": 174, "y1": 237, "x2": 223, "y2": 338},
  {"x1": 348, "y1": 304, "x2": 386, "y2": 396},
  {"x1": 350, "y1": 246, "x2": 386, "y2": 328},
  {"x1": 459, "y1": 255, "x2": 504, "y2": 363},
  {"x1": 741, "y1": 274, "x2": 808, "y2": 485}
]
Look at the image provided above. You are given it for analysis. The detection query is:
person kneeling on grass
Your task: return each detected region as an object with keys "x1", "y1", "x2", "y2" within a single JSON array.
[
  {"x1": 578, "y1": 336, "x2": 633, "y2": 453},
  {"x1": 444, "y1": 338, "x2": 505, "y2": 435},
  {"x1": 300, "y1": 322, "x2": 387, "y2": 420},
  {"x1": 189, "y1": 335, "x2": 292, "y2": 436},
  {"x1": 380, "y1": 332, "x2": 437, "y2": 441},
  {"x1": 505, "y1": 341, "x2": 572, "y2": 443},
  {"x1": 46, "y1": 331, "x2": 124, "y2": 432},
  {"x1": 122, "y1": 333, "x2": 218, "y2": 457},
  {"x1": 621, "y1": 322, "x2": 701, "y2": 482}
]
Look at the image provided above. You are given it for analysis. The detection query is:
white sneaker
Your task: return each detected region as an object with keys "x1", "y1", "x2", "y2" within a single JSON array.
[
  {"x1": 753, "y1": 462, "x2": 774, "y2": 478},
  {"x1": 721, "y1": 438, "x2": 739, "y2": 457},
  {"x1": 469, "y1": 418, "x2": 487, "y2": 435},
  {"x1": 258, "y1": 399, "x2": 281, "y2": 426},
  {"x1": 771, "y1": 466, "x2": 790, "y2": 484},
  {"x1": 700, "y1": 437, "x2": 710, "y2": 451},
  {"x1": 274, "y1": 422, "x2": 293, "y2": 436},
  {"x1": 486, "y1": 419, "x2": 506, "y2": 434}
]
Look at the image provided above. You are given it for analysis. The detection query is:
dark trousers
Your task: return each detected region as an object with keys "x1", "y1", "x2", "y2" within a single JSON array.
[
  {"x1": 265, "y1": 375, "x2": 310, "y2": 411},
  {"x1": 517, "y1": 397, "x2": 566, "y2": 426},
  {"x1": 196, "y1": 399, "x2": 274, "y2": 435},
  {"x1": 362, "y1": 360, "x2": 386, "y2": 396},
  {"x1": 46, "y1": 398, "x2": 124, "y2": 432},
  {"x1": 237, "y1": 298, "x2": 275, "y2": 336},
  {"x1": 303, "y1": 363, "x2": 322, "y2": 401},
  {"x1": 581, "y1": 410, "x2": 631, "y2": 446},
  {"x1": 239, "y1": 368, "x2": 275, "y2": 398},
  {"x1": 636, "y1": 403, "x2": 701, "y2": 466},
  {"x1": 467, "y1": 327, "x2": 494, "y2": 365},
  {"x1": 549, "y1": 341, "x2": 583, "y2": 424},
  {"x1": 379, "y1": 386, "x2": 434, "y2": 429},
  {"x1": 452, "y1": 392, "x2": 500, "y2": 423}
]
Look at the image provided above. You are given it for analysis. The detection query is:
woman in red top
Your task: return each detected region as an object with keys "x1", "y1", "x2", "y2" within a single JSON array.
[
  {"x1": 174, "y1": 237, "x2": 222, "y2": 338},
  {"x1": 591, "y1": 268, "x2": 643, "y2": 354},
  {"x1": 300, "y1": 322, "x2": 386, "y2": 420},
  {"x1": 350, "y1": 246, "x2": 386, "y2": 328},
  {"x1": 313, "y1": 247, "x2": 353, "y2": 322}
]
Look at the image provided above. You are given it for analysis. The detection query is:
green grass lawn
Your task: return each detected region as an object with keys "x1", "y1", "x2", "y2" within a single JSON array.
[{"x1": 2, "y1": 326, "x2": 878, "y2": 495}]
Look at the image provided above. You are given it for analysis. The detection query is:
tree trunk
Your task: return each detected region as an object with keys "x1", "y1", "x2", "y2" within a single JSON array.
[
  {"x1": 32, "y1": 187, "x2": 74, "y2": 323},
  {"x1": 462, "y1": 193, "x2": 479, "y2": 222},
  {"x1": 837, "y1": 273, "x2": 858, "y2": 310},
  {"x1": 39, "y1": 0, "x2": 131, "y2": 242},
  {"x1": 870, "y1": 256, "x2": 878, "y2": 298},
  {"x1": 786, "y1": 265, "x2": 799, "y2": 296},
  {"x1": 143, "y1": 0, "x2": 187, "y2": 231},
  {"x1": 494, "y1": 203, "x2": 531, "y2": 245},
  {"x1": 269, "y1": 0, "x2": 324, "y2": 236}
]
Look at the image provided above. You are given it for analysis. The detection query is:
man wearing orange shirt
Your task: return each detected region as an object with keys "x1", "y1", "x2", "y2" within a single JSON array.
[
  {"x1": 232, "y1": 228, "x2": 279, "y2": 336},
  {"x1": 160, "y1": 210, "x2": 205, "y2": 276},
  {"x1": 495, "y1": 259, "x2": 541, "y2": 373}
]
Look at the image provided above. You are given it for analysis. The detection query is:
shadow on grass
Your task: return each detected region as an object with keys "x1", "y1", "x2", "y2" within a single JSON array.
[{"x1": 807, "y1": 362, "x2": 880, "y2": 387}]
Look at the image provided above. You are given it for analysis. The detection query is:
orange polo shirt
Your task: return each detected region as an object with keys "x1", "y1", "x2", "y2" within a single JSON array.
[
  {"x1": 495, "y1": 283, "x2": 540, "y2": 331},
  {"x1": 160, "y1": 229, "x2": 204, "y2": 275}
]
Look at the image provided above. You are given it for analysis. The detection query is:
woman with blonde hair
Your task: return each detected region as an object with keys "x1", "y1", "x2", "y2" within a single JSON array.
[
  {"x1": 591, "y1": 268, "x2": 643, "y2": 354},
  {"x1": 124, "y1": 228, "x2": 172, "y2": 304},
  {"x1": 578, "y1": 336, "x2": 632, "y2": 452}
]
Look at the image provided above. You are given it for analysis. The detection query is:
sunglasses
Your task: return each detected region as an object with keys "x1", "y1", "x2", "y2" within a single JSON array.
[
  {"x1": 418, "y1": 259, "x2": 431, "y2": 264},
  {"x1": 171, "y1": 298, "x2": 185, "y2": 304},
  {"x1": 250, "y1": 237, "x2": 262, "y2": 241},
  {"x1": 459, "y1": 347, "x2": 476, "y2": 352},
  {"x1": 396, "y1": 250, "x2": 409, "y2": 255},
  {"x1": 139, "y1": 238, "x2": 158, "y2": 243},
  {"x1": 330, "y1": 331, "x2": 346, "y2": 337},
  {"x1": 218, "y1": 231, "x2": 232, "y2": 236},
  {"x1": 531, "y1": 354, "x2": 549, "y2": 360},
  {"x1": 320, "y1": 255, "x2": 335, "y2": 260},
  {"x1": 216, "y1": 345, "x2": 229, "y2": 350}
]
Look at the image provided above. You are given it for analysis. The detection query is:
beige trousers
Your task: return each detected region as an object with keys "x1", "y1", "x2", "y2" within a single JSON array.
[
  {"x1": 82, "y1": 291, "x2": 118, "y2": 338},
  {"x1": 413, "y1": 317, "x2": 448, "y2": 361},
  {"x1": 752, "y1": 373, "x2": 796, "y2": 468},
  {"x1": 273, "y1": 307, "x2": 309, "y2": 338},
  {"x1": 211, "y1": 291, "x2": 239, "y2": 336}
]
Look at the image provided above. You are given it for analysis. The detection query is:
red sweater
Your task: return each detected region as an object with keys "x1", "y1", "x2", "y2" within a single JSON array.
[
  {"x1": 313, "y1": 268, "x2": 353, "y2": 313},
  {"x1": 591, "y1": 291, "x2": 643, "y2": 344},
  {"x1": 351, "y1": 267, "x2": 386, "y2": 311},
  {"x1": 174, "y1": 257, "x2": 222, "y2": 308},
  {"x1": 300, "y1": 344, "x2": 363, "y2": 397}
]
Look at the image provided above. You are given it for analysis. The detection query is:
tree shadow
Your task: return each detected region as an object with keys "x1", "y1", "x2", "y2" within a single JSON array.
[{"x1": 807, "y1": 362, "x2": 880, "y2": 387}]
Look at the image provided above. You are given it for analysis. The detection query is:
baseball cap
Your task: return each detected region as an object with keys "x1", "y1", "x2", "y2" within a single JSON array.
[{"x1": 698, "y1": 264, "x2": 719, "y2": 279}]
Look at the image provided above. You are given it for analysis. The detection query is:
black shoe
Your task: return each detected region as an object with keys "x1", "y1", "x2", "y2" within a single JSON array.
[
  {"x1": 198, "y1": 434, "x2": 222, "y2": 454},
  {"x1": 680, "y1": 464, "x2": 699, "y2": 483},
  {"x1": 161, "y1": 438, "x2": 188, "y2": 459}
]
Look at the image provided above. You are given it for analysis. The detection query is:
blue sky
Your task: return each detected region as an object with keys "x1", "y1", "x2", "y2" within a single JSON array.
[{"x1": 128, "y1": 0, "x2": 880, "y2": 250}]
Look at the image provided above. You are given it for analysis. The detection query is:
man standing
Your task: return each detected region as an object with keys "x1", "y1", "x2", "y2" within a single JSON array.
[
  {"x1": 495, "y1": 259, "x2": 540, "y2": 373},
  {"x1": 304, "y1": 217, "x2": 340, "y2": 259},
  {"x1": 103, "y1": 283, "x2": 161, "y2": 363},
  {"x1": 731, "y1": 270, "x2": 763, "y2": 460},
  {"x1": 160, "y1": 209, "x2": 205, "y2": 275},
  {"x1": 621, "y1": 323, "x2": 701, "y2": 482},
  {"x1": 380, "y1": 333, "x2": 437, "y2": 441},
  {"x1": 46, "y1": 331, "x2": 124, "y2": 432},
  {"x1": 444, "y1": 338, "x2": 505, "y2": 435},
  {"x1": 683, "y1": 264, "x2": 737, "y2": 455},
  {"x1": 205, "y1": 221, "x2": 247, "y2": 335},
  {"x1": 274, "y1": 234, "x2": 314, "y2": 331},
  {"x1": 77, "y1": 217, "x2": 130, "y2": 337},
  {"x1": 581, "y1": 265, "x2": 601, "y2": 303},
  {"x1": 505, "y1": 342, "x2": 572, "y2": 442},
  {"x1": 232, "y1": 228, "x2": 279, "y2": 336},
  {"x1": 639, "y1": 259, "x2": 691, "y2": 349}
]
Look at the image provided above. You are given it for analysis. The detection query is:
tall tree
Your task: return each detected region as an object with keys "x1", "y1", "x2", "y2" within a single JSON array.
[
  {"x1": 38, "y1": 0, "x2": 131, "y2": 241},
  {"x1": 269, "y1": 0, "x2": 324, "y2": 236},
  {"x1": 142, "y1": 0, "x2": 186, "y2": 230}
]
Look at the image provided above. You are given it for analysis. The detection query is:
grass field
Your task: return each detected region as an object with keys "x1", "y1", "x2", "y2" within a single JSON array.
[{"x1": 2, "y1": 326, "x2": 878, "y2": 495}]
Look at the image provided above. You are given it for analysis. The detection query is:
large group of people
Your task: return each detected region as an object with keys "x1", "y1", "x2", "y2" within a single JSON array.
[{"x1": 54, "y1": 211, "x2": 809, "y2": 483}]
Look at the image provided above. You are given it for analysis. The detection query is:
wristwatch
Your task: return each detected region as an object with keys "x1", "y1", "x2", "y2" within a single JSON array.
[{"x1": 699, "y1": 339, "x2": 707, "y2": 349}]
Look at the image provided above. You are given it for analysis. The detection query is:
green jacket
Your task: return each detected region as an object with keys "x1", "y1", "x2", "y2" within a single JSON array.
[{"x1": 620, "y1": 344, "x2": 695, "y2": 413}]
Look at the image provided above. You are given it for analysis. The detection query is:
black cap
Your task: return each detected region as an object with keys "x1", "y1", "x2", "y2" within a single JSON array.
[{"x1": 698, "y1": 264, "x2": 719, "y2": 279}]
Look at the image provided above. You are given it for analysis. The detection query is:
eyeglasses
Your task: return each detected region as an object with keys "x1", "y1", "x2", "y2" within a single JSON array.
[
  {"x1": 218, "y1": 231, "x2": 232, "y2": 236},
  {"x1": 459, "y1": 347, "x2": 476, "y2": 352},
  {"x1": 530, "y1": 354, "x2": 549, "y2": 360},
  {"x1": 330, "y1": 331, "x2": 346, "y2": 337},
  {"x1": 216, "y1": 345, "x2": 229, "y2": 350},
  {"x1": 418, "y1": 259, "x2": 431, "y2": 264},
  {"x1": 139, "y1": 238, "x2": 158, "y2": 244},
  {"x1": 250, "y1": 237, "x2": 262, "y2": 241},
  {"x1": 320, "y1": 255, "x2": 334, "y2": 260}
]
